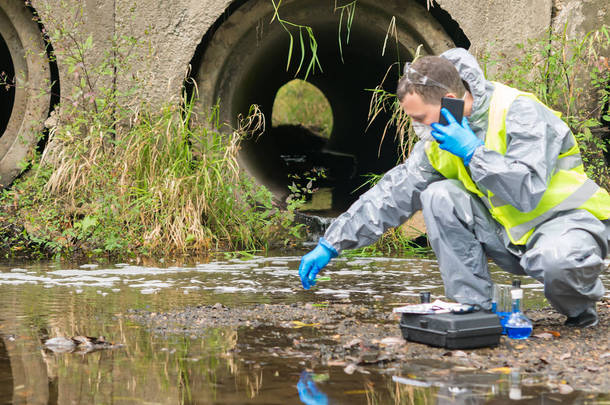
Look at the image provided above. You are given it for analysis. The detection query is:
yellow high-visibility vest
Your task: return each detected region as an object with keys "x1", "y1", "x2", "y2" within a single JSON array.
[{"x1": 425, "y1": 81, "x2": 610, "y2": 245}]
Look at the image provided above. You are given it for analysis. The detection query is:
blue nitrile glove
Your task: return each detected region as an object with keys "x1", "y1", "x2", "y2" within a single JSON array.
[
  {"x1": 297, "y1": 371, "x2": 329, "y2": 405},
  {"x1": 298, "y1": 237, "x2": 338, "y2": 290},
  {"x1": 431, "y1": 108, "x2": 483, "y2": 166}
]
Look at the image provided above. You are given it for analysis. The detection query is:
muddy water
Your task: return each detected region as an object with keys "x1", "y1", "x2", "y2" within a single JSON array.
[{"x1": 0, "y1": 255, "x2": 607, "y2": 404}]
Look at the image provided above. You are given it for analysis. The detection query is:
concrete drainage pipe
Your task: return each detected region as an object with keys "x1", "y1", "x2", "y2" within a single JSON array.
[
  {"x1": 195, "y1": 0, "x2": 461, "y2": 214},
  {"x1": 0, "y1": 0, "x2": 51, "y2": 189}
]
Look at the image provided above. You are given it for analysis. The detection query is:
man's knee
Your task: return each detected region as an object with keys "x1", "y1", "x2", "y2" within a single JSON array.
[
  {"x1": 522, "y1": 229, "x2": 604, "y2": 282},
  {"x1": 420, "y1": 179, "x2": 467, "y2": 212}
]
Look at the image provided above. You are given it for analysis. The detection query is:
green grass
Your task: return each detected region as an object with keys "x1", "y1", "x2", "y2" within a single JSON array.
[
  {"x1": 1, "y1": 100, "x2": 304, "y2": 258},
  {"x1": 272, "y1": 79, "x2": 333, "y2": 137}
]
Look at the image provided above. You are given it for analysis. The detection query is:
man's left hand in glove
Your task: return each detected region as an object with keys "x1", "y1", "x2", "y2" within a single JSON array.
[{"x1": 431, "y1": 107, "x2": 483, "y2": 166}]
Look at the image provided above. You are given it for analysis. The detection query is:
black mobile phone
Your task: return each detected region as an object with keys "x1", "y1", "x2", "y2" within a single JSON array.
[{"x1": 439, "y1": 97, "x2": 464, "y2": 125}]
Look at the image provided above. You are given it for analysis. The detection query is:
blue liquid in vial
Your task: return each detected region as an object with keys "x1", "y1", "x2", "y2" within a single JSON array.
[
  {"x1": 497, "y1": 311, "x2": 510, "y2": 335},
  {"x1": 506, "y1": 326, "x2": 532, "y2": 339}
]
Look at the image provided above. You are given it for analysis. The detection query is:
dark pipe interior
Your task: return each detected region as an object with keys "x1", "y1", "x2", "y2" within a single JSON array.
[
  {"x1": 231, "y1": 18, "x2": 410, "y2": 215},
  {"x1": 192, "y1": 0, "x2": 469, "y2": 216},
  {"x1": 0, "y1": 32, "x2": 15, "y2": 138}
]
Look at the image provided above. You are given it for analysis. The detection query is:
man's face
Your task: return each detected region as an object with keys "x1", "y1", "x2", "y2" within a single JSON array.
[{"x1": 399, "y1": 91, "x2": 441, "y2": 126}]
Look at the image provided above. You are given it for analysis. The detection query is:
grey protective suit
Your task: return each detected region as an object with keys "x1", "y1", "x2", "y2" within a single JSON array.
[{"x1": 323, "y1": 48, "x2": 609, "y2": 316}]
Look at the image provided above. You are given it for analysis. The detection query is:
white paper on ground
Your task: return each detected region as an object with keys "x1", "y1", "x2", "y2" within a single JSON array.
[{"x1": 392, "y1": 299, "x2": 472, "y2": 314}]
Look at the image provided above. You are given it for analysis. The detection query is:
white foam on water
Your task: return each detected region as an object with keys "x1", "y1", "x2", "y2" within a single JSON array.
[
  {"x1": 212, "y1": 286, "x2": 257, "y2": 293},
  {"x1": 233, "y1": 279, "x2": 257, "y2": 286},
  {"x1": 345, "y1": 261, "x2": 373, "y2": 267},
  {"x1": 0, "y1": 273, "x2": 52, "y2": 282},
  {"x1": 62, "y1": 266, "x2": 196, "y2": 277},
  {"x1": 0, "y1": 256, "x2": 452, "y2": 301},
  {"x1": 392, "y1": 291, "x2": 421, "y2": 297},
  {"x1": 267, "y1": 288, "x2": 293, "y2": 293},
  {"x1": 328, "y1": 269, "x2": 372, "y2": 276},
  {"x1": 314, "y1": 287, "x2": 376, "y2": 295},
  {"x1": 261, "y1": 269, "x2": 294, "y2": 277},
  {"x1": 259, "y1": 266, "x2": 290, "y2": 271},
  {"x1": 129, "y1": 281, "x2": 173, "y2": 289}
]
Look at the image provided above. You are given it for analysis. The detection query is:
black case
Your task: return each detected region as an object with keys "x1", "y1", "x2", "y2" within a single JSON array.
[{"x1": 399, "y1": 311, "x2": 502, "y2": 349}]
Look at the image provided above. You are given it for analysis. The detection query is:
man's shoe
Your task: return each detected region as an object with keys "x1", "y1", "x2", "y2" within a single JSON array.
[{"x1": 564, "y1": 307, "x2": 598, "y2": 328}]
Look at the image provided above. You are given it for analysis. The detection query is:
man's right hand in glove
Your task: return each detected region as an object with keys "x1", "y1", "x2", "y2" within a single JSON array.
[{"x1": 298, "y1": 238, "x2": 338, "y2": 289}]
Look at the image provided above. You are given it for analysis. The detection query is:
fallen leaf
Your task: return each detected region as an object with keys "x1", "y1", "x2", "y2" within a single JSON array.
[
  {"x1": 558, "y1": 384, "x2": 574, "y2": 395},
  {"x1": 533, "y1": 332, "x2": 554, "y2": 339},
  {"x1": 559, "y1": 352, "x2": 571, "y2": 360},
  {"x1": 546, "y1": 330, "x2": 560, "y2": 337},
  {"x1": 291, "y1": 321, "x2": 320, "y2": 328},
  {"x1": 514, "y1": 344, "x2": 526, "y2": 350},
  {"x1": 599, "y1": 352, "x2": 610, "y2": 359},
  {"x1": 452, "y1": 351, "x2": 468, "y2": 357},
  {"x1": 488, "y1": 367, "x2": 512, "y2": 374}
]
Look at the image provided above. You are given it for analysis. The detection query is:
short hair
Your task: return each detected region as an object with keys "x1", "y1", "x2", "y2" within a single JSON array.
[{"x1": 396, "y1": 56, "x2": 466, "y2": 104}]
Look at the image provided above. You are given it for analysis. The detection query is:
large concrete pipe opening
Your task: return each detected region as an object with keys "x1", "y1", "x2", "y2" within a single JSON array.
[
  {"x1": 0, "y1": 1, "x2": 51, "y2": 189},
  {"x1": 195, "y1": 0, "x2": 466, "y2": 215},
  {"x1": 0, "y1": 33, "x2": 15, "y2": 137}
]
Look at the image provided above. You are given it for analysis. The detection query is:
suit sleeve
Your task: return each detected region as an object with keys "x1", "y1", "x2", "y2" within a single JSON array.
[{"x1": 323, "y1": 140, "x2": 443, "y2": 253}]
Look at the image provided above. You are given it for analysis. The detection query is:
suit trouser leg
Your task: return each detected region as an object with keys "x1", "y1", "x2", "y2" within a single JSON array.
[
  {"x1": 520, "y1": 210, "x2": 606, "y2": 317},
  {"x1": 420, "y1": 179, "x2": 524, "y2": 309},
  {"x1": 421, "y1": 179, "x2": 607, "y2": 316}
]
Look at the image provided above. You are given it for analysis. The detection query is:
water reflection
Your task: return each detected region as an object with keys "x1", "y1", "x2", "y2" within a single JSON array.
[{"x1": 297, "y1": 371, "x2": 329, "y2": 405}]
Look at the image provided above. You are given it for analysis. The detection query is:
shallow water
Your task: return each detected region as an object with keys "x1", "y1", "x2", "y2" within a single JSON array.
[{"x1": 0, "y1": 255, "x2": 607, "y2": 404}]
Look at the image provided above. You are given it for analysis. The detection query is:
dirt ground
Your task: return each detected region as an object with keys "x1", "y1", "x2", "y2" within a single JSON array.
[{"x1": 126, "y1": 298, "x2": 610, "y2": 394}]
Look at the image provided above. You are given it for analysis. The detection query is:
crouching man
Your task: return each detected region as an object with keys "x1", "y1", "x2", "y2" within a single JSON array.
[{"x1": 299, "y1": 48, "x2": 610, "y2": 328}]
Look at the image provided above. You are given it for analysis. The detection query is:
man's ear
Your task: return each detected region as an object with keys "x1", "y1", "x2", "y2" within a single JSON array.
[{"x1": 443, "y1": 93, "x2": 457, "y2": 99}]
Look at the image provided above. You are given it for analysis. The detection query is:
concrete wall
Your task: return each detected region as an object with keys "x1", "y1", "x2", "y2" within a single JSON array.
[
  {"x1": 28, "y1": 0, "x2": 599, "y2": 109},
  {"x1": 437, "y1": 0, "x2": 552, "y2": 56},
  {"x1": 2, "y1": 0, "x2": 608, "y2": 189},
  {"x1": 553, "y1": 0, "x2": 609, "y2": 39}
]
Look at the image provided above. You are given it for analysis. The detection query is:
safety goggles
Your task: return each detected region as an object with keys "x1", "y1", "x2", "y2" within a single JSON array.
[{"x1": 403, "y1": 62, "x2": 452, "y2": 93}]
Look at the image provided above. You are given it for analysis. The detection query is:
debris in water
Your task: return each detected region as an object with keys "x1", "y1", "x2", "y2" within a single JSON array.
[{"x1": 44, "y1": 335, "x2": 122, "y2": 353}]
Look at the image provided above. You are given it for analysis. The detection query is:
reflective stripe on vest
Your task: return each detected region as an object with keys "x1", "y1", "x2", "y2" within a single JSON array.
[{"x1": 425, "y1": 81, "x2": 610, "y2": 245}]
